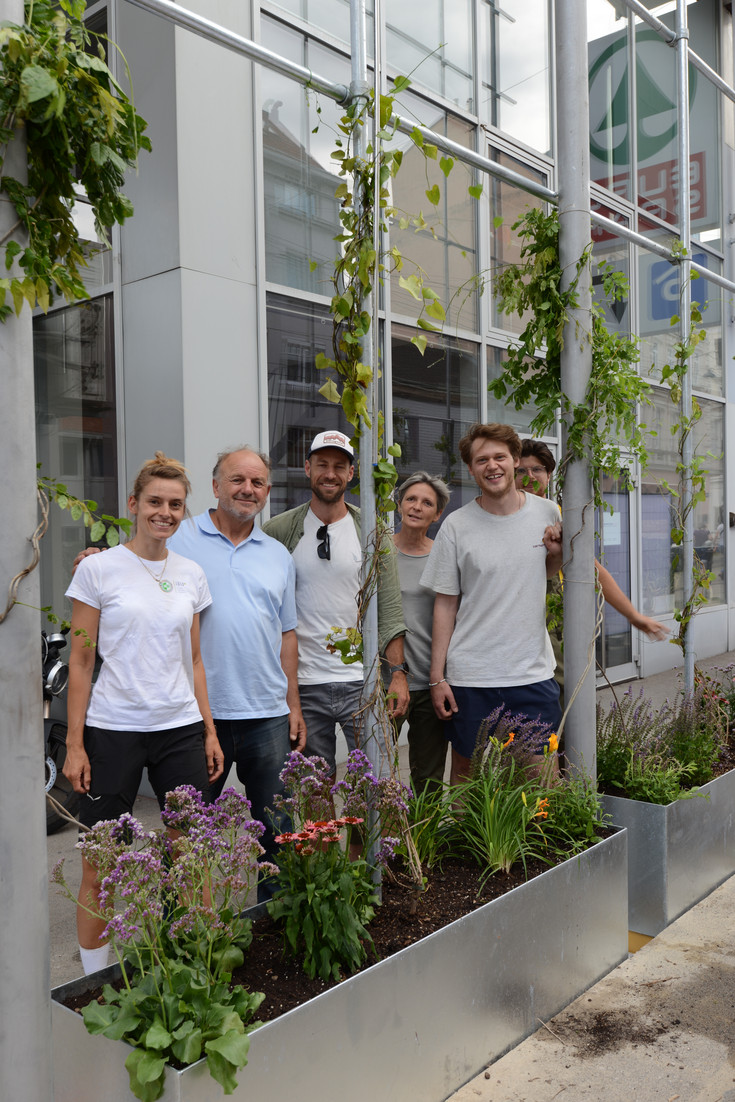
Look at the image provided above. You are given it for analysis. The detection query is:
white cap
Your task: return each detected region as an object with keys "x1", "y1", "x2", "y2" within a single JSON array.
[{"x1": 307, "y1": 430, "x2": 354, "y2": 459}]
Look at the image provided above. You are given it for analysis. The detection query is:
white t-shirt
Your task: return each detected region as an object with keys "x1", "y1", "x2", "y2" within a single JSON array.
[
  {"x1": 291, "y1": 508, "x2": 363, "y2": 684},
  {"x1": 65, "y1": 545, "x2": 212, "y2": 731},
  {"x1": 420, "y1": 494, "x2": 559, "y2": 688}
]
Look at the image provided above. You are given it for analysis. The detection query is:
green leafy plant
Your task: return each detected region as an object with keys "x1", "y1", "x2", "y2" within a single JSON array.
[
  {"x1": 490, "y1": 206, "x2": 651, "y2": 508},
  {"x1": 0, "y1": 0, "x2": 151, "y2": 319},
  {"x1": 596, "y1": 685, "x2": 725, "y2": 804},
  {"x1": 268, "y1": 815, "x2": 378, "y2": 982},
  {"x1": 539, "y1": 770, "x2": 611, "y2": 854},
  {"x1": 657, "y1": 298, "x2": 713, "y2": 652},
  {"x1": 52, "y1": 787, "x2": 267, "y2": 1100},
  {"x1": 448, "y1": 736, "x2": 552, "y2": 888}
]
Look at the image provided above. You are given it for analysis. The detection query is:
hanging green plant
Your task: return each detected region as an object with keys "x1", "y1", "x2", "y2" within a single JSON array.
[
  {"x1": 490, "y1": 206, "x2": 651, "y2": 507},
  {"x1": 0, "y1": 0, "x2": 151, "y2": 320}
]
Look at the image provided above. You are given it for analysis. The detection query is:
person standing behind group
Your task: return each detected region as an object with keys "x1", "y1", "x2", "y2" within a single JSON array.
[
  {"x1": 64, "y1": 453, "x2": 224, "y2": 975},
  {"x1": 516, "y1": 440, "x2": 670, "y2": 646},
  {"x1": 393, "y1": 471, "x2": 451, "y2": 796}
]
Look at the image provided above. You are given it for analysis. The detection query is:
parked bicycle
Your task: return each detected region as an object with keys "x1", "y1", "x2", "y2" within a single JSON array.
[{"x1": 43, "y1": 629, "x2": 80, "y2": 833}]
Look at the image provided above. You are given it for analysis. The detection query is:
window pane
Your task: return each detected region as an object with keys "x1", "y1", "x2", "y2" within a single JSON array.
[
  {"x1": 640, "y1": 390, "x2": 724, "y2": 615},
  {"x1": 261, "y1": 22, "x2": 346, "y2": 292},
  {"x1": 391, "y1": 325, "x2": 479, "y2": 516},
  {"x1": 390, "y1": 98, "x2": 478, "y2": 329},
  {"x1": 386, "y1": 0, "x2": 473, "y2": 112},
  {"x1": 266, "y1": 0, "x2": 373, "y2": 55},
  {"x1": 481, "y1": 0, "x2": 551, "y2": 156},
  {"x1": 489, "y1": 151, "x2": 547, "y2": 334},
  {"x1": 267, "y1": 294, "x2": 356, "y2": 514},
  {"x1": 34, "y1": 297, "x2": 118, "y2": 616},
  {"x1": 486, "y1": 345, "x2": 541, "y2": 432},
  {"x1": 588, "y1": 0, "x2": 632, "y2": 202}
]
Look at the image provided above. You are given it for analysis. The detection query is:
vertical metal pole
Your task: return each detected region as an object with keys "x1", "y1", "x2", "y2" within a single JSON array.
[
  {"x1": 555, "y1": 0, "x2": 597, "y2": 777},
  {"x1": 350, "y1": 0, "x2": 382, "y2": 872},
  {"x1": 676, "y1": 0, "x2": 695, "y2": 695},
  {"x1": 0, "y1": 1, "x2": 54, "y2": 1096}
]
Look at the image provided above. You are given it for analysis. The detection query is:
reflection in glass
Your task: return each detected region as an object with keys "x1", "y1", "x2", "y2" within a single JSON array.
[
  {"x1": 34, "y1": 297, "x2": 118, "y2": 615},
  {"x1": 486, "y1": 346, "x2": 541, "y2": 433},
  {"x1": 390, "y1": 103, "x2": 477, "y2": 329},
  {"x1": 262, "y1": 22, "x2": 346, "y2": 293},
  {"x1": 640, "y1": 390, "x2": 724, "y2": 614},
  {"x1": 489, "y1": 152, "x2": 547, "y2": 334},
  {"x1": 392, "y1": 325, "x2": 479, "y2": 517},
  {"x1": 595, "y1": 478, "x2": 633, "y2": 670},
  {"x1": 588, "y1": 0, "x2": 631, "y2": 202},
  {"x1": 267, "y1": 294, "x2": 356, "y2": 515},
  {"x1": 386, "y1": 0, "x2": 473, "y2": 112},
  {"x1": 266, "y1": 0, "x2": 373, "y2": 55},
  {"x1": 480, "y1": 0, "x2": 550, "y2": 156}
]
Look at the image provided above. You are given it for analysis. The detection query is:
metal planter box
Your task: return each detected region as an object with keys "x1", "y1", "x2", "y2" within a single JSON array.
[
  {"x1": 601, "y1": 768, "x2": 735, "y2": 937},
  {"x1": 52, "y1": 830, "x2": 627, "y2": 1102}
]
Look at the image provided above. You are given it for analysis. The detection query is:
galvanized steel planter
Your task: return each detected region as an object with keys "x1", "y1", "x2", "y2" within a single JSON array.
[
  {"x1": 52, "y1": 830, "x2": 627, "y2": 1102},
  {"x1": 601, "y1": 767, "x2": 735, "y2": 937}
]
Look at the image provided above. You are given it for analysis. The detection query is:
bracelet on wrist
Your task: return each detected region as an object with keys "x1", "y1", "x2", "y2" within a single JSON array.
[{"x1": 429, "y1": 678, "x2": 447, "y2": 688}]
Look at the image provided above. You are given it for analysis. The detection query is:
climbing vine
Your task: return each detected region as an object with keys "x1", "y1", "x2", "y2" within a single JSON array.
[
  {"x1": 490, "y1": 207, "x2": 651, "y2": 508},
  {"x1": 0, "y1": 0, "x2": 150, "y2": 319},
  {"x1": 658, "y1": 299, "x2": 711, "y2": 653}
]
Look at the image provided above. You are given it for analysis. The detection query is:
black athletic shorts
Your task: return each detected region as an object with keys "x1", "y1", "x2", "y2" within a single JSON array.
[{"x1": 77, "y1": 720, "x2": 210, "y2": 828}]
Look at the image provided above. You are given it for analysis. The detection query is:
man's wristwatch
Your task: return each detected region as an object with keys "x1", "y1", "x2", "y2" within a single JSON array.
[{"x1": 387, "y1": 661, "x2": 410, "y2": 676}]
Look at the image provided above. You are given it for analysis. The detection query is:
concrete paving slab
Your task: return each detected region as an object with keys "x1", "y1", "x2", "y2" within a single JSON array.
[{"x1": 448, "y1": 873, "x2": 735, "y2": 1102}]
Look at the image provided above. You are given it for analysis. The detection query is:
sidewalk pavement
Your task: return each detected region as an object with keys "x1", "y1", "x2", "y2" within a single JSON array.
[{"x1": 448, "y1": 871, "x2": 735, "y2": 1102}]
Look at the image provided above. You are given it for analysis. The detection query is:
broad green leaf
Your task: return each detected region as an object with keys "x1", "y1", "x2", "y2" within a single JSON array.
[
  {"x1": 439, "y1": 156, "x2": 454, "y2": 177},
  {"x1": 318, "y1": 378, "x2": 341, "y2": 404},
  {"x1": 411, "y1": 333, "x2": 427, "y2": 355},
  {"x1": 144, "y1": 1020, "x2": 173, "y2": 1051},
  {"x1": 469, "y1": 184, "x2": 484, "y2": 199},
  {"x1": 398, "y1": 274, "x2": 422, "y2": 301},
  {"x1": 425, "y1": 184, "x2": 441, "y2": 206},
  {"x1": 20, "y1": 65, "x2": 58, "y2": 104}
]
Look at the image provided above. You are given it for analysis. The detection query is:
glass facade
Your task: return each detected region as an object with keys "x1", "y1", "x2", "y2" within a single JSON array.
[
  {"x1": 257, "y1": 0, "x2": 732, "y2": 680},
  {"x1": 29, "y1": 0, "x2": 732, "y2": 677}
]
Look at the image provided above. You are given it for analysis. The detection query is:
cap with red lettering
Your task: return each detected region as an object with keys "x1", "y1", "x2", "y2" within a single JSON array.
[{"x1": 307, "y1": 430, "x2": 354, "y2": 460}]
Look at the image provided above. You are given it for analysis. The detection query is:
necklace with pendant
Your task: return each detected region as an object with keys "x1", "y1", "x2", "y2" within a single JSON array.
[{"x1": 129, "y1": 546, "x2": 172, "y2": 592}]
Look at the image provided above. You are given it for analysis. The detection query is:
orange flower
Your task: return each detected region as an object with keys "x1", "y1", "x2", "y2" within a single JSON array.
[
  {"x1": 547, "y1": 733, "x2": 559, "y2": 754},
  {"x1": 503, "y1": 732, "x2": 516, "y2": 748}
]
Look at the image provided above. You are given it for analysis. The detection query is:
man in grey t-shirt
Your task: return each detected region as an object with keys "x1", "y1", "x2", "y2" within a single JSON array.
[{"x1": 420, "y1": 423, "x2": 562, "y2": 784}]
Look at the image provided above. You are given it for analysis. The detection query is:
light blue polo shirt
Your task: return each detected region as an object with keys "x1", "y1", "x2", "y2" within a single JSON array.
[{"x1": 168, "y1": 511, "x2": 297, "y2": 719}]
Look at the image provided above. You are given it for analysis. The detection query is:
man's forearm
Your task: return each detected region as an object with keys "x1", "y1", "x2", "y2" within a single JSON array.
[{"x1": 430, "y1": 594, "x2": 459, "y2": 681}]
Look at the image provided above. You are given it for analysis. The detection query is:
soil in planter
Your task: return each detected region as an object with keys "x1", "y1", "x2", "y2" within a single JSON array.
[{"x1": 60, "y1": 854, "x2": 558, "y2": 1022}]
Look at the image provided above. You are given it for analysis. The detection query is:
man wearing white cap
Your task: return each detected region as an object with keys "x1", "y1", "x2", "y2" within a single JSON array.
[{"x1": 264, "y1": 429, "x2": 408, "y2": 774}]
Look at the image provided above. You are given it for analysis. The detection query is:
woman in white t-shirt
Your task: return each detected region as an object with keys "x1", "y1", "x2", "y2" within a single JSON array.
[
  {"x1": 393, "y1": 472, "x2": 450, "y2": 795},
  {"x1": 64, "y1": 452, "x2": 224, "y2": 974}
]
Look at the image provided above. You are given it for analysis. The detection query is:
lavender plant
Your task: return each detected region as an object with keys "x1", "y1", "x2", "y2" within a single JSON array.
[
  {"x1": 596, "y1": 682, "x2": 726, "y2": 803},
  {"x1": 52, "y1": 787, "x2": 269, "y2": 1101}
]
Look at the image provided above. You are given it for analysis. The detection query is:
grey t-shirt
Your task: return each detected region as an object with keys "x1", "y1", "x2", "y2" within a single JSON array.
[
  {"x1": 420, "y1": 494, "x2": 558, "y2": 688},
  {"x1": 396, "y1": 548, "x2": 434, "y2": 691}
]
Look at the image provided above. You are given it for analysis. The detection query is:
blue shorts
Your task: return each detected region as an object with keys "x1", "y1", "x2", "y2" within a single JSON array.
[{"x1": 448, "y1": 679, "x2": 561, "y2": 759}]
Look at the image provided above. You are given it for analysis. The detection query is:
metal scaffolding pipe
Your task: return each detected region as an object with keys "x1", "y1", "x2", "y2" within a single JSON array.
[
  {"x1": 555, "y1": 0, "x2": 596, "y2": 777},
  {"x1": 124, "y1": 0, "x2": 349, "y2": 101},
  {"x1": 676, "y1": 0, "x2": 695, "y2": 694},
  {"x1": 0, "y1": 1, "x2": 53, "y2": 1096}
]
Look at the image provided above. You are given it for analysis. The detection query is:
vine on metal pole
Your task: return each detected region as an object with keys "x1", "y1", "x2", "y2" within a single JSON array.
[
  {"x1": 490, "y1": 207, "x2": 651, "y2": 508},
  {"x1": 1, "y1": 0, "x2": 146, "y2": 621},
  {"x1": 657, "y1": 296, "x2": 710, "y2": 653},
  {"x1": 0, "y1": 0, "x2": 151, "y2": 319}
]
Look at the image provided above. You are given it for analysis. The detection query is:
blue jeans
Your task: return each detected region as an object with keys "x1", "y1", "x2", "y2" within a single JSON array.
[
  {"x1": 300, "y1": 681, "x2": 362, "y2": 774},
  {"x1": 210, "y1": 715, "x2": 291, "y2": 901}
]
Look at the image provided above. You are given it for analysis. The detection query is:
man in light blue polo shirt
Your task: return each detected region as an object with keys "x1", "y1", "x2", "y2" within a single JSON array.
[{"x1": 170, "y1": 446, "x2": 305, "y2": 896}]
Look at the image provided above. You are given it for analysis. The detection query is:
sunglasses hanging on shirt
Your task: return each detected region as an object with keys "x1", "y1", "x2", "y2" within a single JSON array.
[{"x1": 316, "y1": 524, "x2": 330, "y2": 560}]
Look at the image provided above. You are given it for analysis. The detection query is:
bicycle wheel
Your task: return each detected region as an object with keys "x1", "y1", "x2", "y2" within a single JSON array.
[{"x1": 45, "y1": 721, "x2": 81, "y2": 834}]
